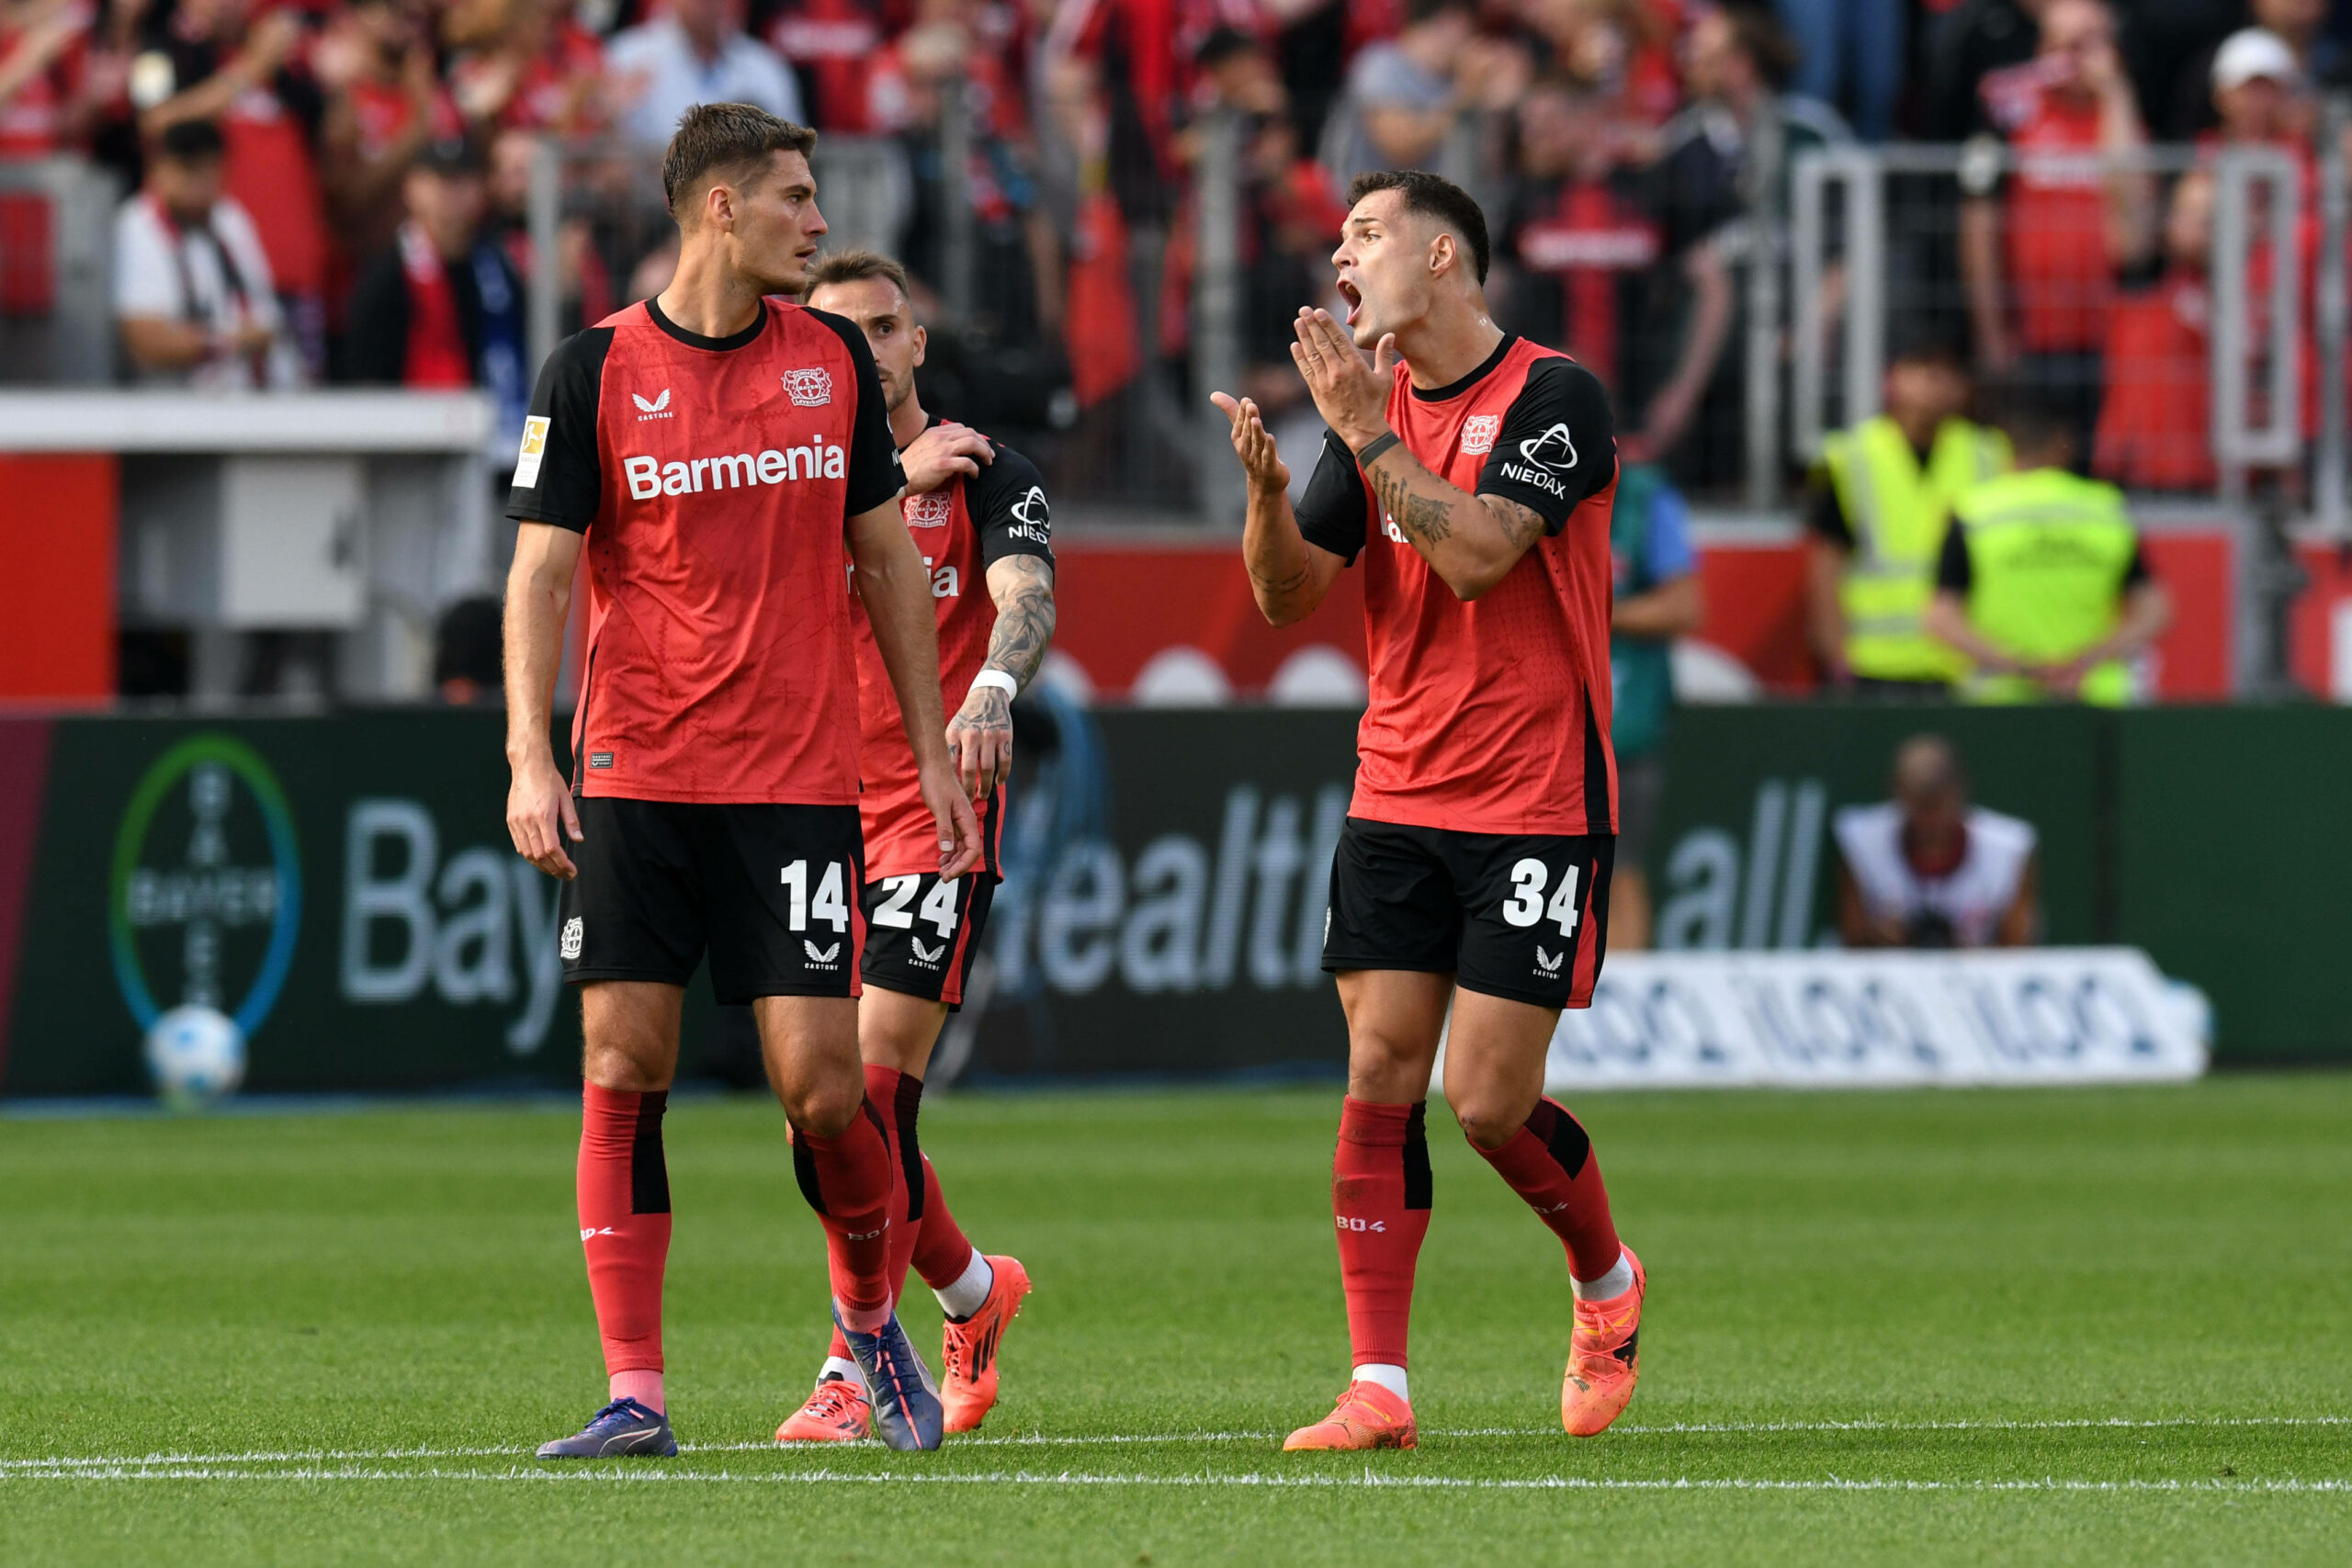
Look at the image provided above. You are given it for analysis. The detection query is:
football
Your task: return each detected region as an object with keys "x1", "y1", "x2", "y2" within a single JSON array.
[{"x1": 142, "y1": 1006, "x2": 246, "y2": 1108}]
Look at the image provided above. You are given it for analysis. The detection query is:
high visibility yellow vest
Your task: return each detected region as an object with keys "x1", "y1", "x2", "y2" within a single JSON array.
[
  {"x1": 1823, "y1": 415, "x2": 2011, "y2": 682},
  {"x1": 1951, "y1": 468, "x2": 2141, "y2": 706}
]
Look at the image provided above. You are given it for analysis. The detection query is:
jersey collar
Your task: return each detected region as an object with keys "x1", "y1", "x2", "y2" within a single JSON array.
[
  {"x1": 645, "y1": 294, "x2": 769, "y2": 353},
  {"x1": 1410, "y1": 332, "x2": 1516, "y2": 403}
]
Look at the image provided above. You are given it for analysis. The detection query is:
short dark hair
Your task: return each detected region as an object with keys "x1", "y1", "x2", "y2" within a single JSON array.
[
  {"x1": 1991, "y1": 387, "x2": 2076, "y2": 457},
  {"x1": 1719, "y1": 3, "x2": 1801, "y2": 93},
  {"x1": 1344, "y1": 169, "x2": 1491, "y2": 285},
  {"x1": 1404, "y1": 0, "x2": 1471, "y2": 27},
  {"x1": 1193, "y1": 24, "x2": 1259, "y2": 70},
  {"x1": 156, "y1": 118, "x2": 226, "y2": 164},
  {"x1": 800, "y1": 247, "x2": 913, "y2": 309},
  {"x1": 661, "y1": 103, "x2": 818, "y2": 220}
]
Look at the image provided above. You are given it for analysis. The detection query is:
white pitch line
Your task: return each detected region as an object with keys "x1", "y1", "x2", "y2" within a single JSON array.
[
  {"x1": 4, "y1": 1414, "x2": 2344, "y2": 1474},
  {"x1": 5, "y1": 1465, "x2": 2350, "y2": 1495}
]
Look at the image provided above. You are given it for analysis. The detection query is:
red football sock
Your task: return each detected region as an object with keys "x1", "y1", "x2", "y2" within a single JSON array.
[
  {"x1": 793, "y1": 1094, "x2": 899, "y2": 1332},
  {"x1": 910, "y1": 1152, "x2": 977, "y2": 1291},
  {"x1": 1332, "y1": 1097, "x2": 1434, "y2": 1371},
  {"x1": 824, "y1": 1066, "x2": 924, "y2": 1364},
  {"x1": 577, "y1": 1084, "x2": 672, "y2": 1407},
  {"x1": 1473, "y1": 1098, "x2": 1623, "y2": 1282}
]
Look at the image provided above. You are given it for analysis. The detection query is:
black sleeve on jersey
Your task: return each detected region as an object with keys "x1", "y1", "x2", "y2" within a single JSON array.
[
  {"x1": 969, "y1": 441, "x2": 1056, "y2": 568},
  {"x1": 1475, "y1": 357, "x2": 1616, "y2": 533},
  {"x1": 1805, "y1": 476, "x2": 1854, "y2": 548},
  {"x1": 505, "y1": 326, "x2": 614, "y2": 533},
  {"x1": 1295, "y1": 429, "x2": 1372, "y2": 564},
  {"x1": 1937, "y1": 525, "x2": 1973, "y2": 592},
  {"x1": 807, "y1": 307, "x2": 907, "y2": 517}
]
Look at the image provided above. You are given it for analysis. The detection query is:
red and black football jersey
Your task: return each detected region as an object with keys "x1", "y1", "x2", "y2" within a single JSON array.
[
  {"x1": 505, "y1": 295, "x2": 904, "y2": 805},
  {"x1": 853, "y1": 416, "x2": 1053, "y2": 879},
  {"x1": 1295, "y1": 334, "x2": 1620, "y2": 837}
]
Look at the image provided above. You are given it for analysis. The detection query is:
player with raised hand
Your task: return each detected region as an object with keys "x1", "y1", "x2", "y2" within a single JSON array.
[
  {"x1": 774, "y1": 249, "x2": 1053, "y2": 1444},
  {"x1": 1211, "y1": 169, "x2": 1644, "y2": 1451},
  {"x1": 503, "y1": 105, "x2": 980, "y2": 1457}
]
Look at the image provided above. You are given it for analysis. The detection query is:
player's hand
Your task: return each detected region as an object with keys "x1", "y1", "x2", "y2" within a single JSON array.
[
  {"x1": 1208, "y1": 390, "x2": 1291, "y2": 493},
  {"x1": 921, "y1": 761, "x2": 985, "y2": 879},
  {"x1": 1290, "y1": 307, "x2": 1396, "y2": 453},
  {"x1": 507, "y1": 752, "x2": 582, "y2": 880},
  {"x1": 946, "y1": 682, "x2": 1013, "y2": 801},
  {"x1": 900, "y1": 422, "x2": 993, "y2": 494}
]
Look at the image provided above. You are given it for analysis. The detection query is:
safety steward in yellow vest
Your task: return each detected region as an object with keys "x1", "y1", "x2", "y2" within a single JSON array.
[
  {"x1": 1922, "y1": 394, "x2": 2173, "y2": 705},
  {"x1": 1805, "y1": 341, "x2": 2010, "y2": 694}
]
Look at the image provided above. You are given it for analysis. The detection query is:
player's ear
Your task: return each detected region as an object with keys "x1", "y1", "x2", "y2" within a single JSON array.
[
  {"x1": 1429, "y1": 231, "x2": 1454, "y2": 279},
  {"x1": 705, "y1": 178, "x2": 734, "y2": 233},
  {"x1": 910, "y1": 321, "x2": 926, "y2": 369}
]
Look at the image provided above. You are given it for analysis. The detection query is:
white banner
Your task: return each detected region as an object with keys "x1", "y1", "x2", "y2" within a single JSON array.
[{"x1": 1521, "y1": 948, "x2": 2207, "y2": 1090}]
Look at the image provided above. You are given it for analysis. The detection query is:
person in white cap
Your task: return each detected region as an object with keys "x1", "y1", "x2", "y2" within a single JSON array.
[{"x1": 2208, "y1": 28, "x2": 2310, "y2": 147}]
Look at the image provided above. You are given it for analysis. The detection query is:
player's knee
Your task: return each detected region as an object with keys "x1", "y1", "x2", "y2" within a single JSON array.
[
  {"x1": 780, "y1": 1077, "x2": 862, "y2": 1138},
  {"x1": 1346, "y1": 1029, "x2": 1430, "y2": 1102},
  {"x1": 1452, "y1": 1088, "x2": 1537, "y2": 1152},
  {"x1": 581, "y1": 1039, "x2": 671, "y2": 1095}
]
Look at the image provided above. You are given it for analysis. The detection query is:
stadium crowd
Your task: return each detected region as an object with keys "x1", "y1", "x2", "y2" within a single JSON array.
[{"x1": 1, "y1": 0, "x2": 2346, "y2": 497}]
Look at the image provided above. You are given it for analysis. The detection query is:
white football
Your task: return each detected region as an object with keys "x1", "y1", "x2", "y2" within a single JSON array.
[{"x1": 144, "y1": 1005, "x2": 247, "y2": 1107}]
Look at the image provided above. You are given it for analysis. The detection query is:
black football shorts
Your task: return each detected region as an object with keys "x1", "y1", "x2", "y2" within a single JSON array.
[
  {"x1": 560, "y1": 797, "x2": 865, "y2": 1003},
  {"x1": 860, "y1": 871, "x2": 997, "y2": 1010},
  {"x1": 1322, "y1": 817, "x2": 1614, "y2": 1009}
]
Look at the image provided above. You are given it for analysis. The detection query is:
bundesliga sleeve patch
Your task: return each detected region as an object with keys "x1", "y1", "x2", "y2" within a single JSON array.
[{"x1": 514, "y1": 416, "x2": 550, "y2": 486}]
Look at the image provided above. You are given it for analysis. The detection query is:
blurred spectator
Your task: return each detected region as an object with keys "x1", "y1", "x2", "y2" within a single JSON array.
[
  {"x1": 115, "y1": 116, "x2": 302, "y2": 387},
  {"x1": 1, "y1": 0, "x2": 100, "y2": 154},
  {"x1": 316, "y1": 0, "x2": 460, "y2": 268},
  {"x1": 130, "y1": 0, "x2": 332, "y2": 371},
  {"x1": 2094, "y1": 91, "x2": 2231, "y2": 491},
  {"x1": 1607, "y1": 460, "x2": 1702, "y2": 951},
  {"x1": 343, "y1": 136, "x2": 526, "y2": 445},
  {"x1": 484, "y1": 126, "x2": 612, "y2": 336},
  {"x1": 1805, "y1": 338, "x2": 2009, "y2": 694},
  {"x1": 1925, "y1": 391, "x2": 2171, "y2": 704},
  {"x1": 444, "y1": 0, "x2": 607, "y2": 135},
  {"x1": 1770, "y1": 0, "x2": 1900, "y2": 140},
  {"x1": 1957, "y1": 0, "x2": 2156, "y2": 453},
  {"x1": 2168, "y1": 0, "x2": 2341, "y2": 141},
  {"x1": 604, "y1": 0, "x2": 801, "y2": 150},
  {"x1": 763, "y1": 0, "x2": 889, "y2": 131},
  {"x1": 1317, "y1": 0, "x2": 1484, "y2": 186},
  {"x1": 1164, "y1": 28, "x2": 1348, "y2": 440},
  {"x1": 1922, "y1": 0, "x2": 2043, "y2": 143},
  {"x1": 1834, "y1": 733, "x2": 2040, "y2": 947},
  {"x1": 433, "y1": 593, "x2": 503, "y2": 705}
]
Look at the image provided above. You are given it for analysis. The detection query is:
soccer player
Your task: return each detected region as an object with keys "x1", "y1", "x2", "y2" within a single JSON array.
[
  {"x1": 1211, "y1": 170, "x2": 1645, "y2": 1451},
  {"x1": 503, "y1": 105, "x2": 982, "y2": 1456},
  {"x1": 774, "y1": 249, "x2": 1054, "y2": 1442}
]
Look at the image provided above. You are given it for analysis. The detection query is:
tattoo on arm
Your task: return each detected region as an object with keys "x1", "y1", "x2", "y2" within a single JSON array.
[
  {"x1": 1364, "y1": 454, "x2": 1454, "y2": 546},
  {"x1": 981, "y1": 555, "x2": 1057, "y2": 689},
  {"x1": 1487, "y1": 497, "x2": 1548, "y2": 550},
  {"x1": 1251, "y1": 558, "x2": 1311, "y2": 596}
]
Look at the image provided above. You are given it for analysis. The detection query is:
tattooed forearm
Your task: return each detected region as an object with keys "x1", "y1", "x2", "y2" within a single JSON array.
[
  {"x1": 1487, "y1": 497, "x2": 1548, "y2": 550},
  {"x1": 1251, "y1": 559, "x2": 1311, "y2": 596},
  {"x1": 982, "y1": 555, "x2": 1057, "y2": 688},
  {"x1": 1365, "y1": 455, "x2": 1454, "y2": 546}
]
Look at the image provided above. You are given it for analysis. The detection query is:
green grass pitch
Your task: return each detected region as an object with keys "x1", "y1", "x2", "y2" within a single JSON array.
[{"x1": 2, "y1": 1076, "x2": 2347, "y2": 1565}]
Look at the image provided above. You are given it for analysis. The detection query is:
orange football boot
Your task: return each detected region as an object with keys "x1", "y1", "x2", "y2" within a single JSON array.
[
  {"x1": 1562, "y1": 1247, "x2": 1645, "y2": 1437},
  {"x1": 940, "y1": 1254, "x2": 1033, "y2": 1434},
  {"x1": 775, "y1": 1375, "x2": 871, "y2": 1443},
  {"x1": 1283, "y1": 1381, "x2": 1418, "y2": 1451}
]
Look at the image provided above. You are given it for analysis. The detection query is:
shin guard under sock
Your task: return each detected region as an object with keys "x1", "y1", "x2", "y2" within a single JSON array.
[
  {"x1": 577, "y1": 1084, "x2": 672, "y2": 1384},
  {"x1": 1332, "y1": 1097, "x2": 1434, "y2": 1371},
  {"x1": 1474, "y1": 1098, "x2": 1623, "y2": 1282},
  {"x1": 793, "y1": 1096, "x2": 898, "y2": 1331}
]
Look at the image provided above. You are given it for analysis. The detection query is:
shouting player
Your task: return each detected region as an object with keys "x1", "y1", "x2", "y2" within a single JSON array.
[
  {"x1": 503, "y1": 106, "x2": 981, "y2": 1456},
  {"x1": 774, "y1": 249, "x2": 1055, "y2": 1443},
  {"x1": 1211, "y1": 170, "x2": 1645, "y2": 1450}
]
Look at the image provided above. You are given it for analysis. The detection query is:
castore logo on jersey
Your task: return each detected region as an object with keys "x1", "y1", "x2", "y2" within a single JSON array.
[{"x1": 632, "y1": 389, "x2": 673, "y2": 421}]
